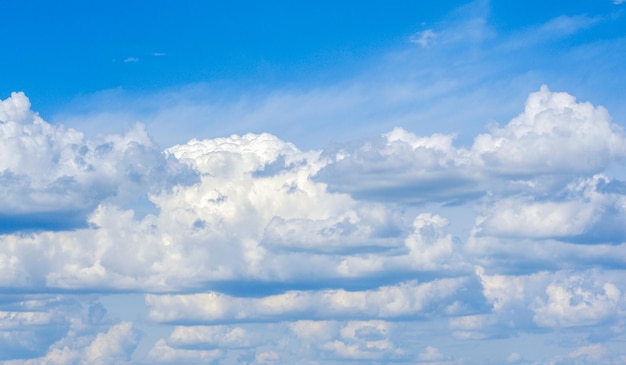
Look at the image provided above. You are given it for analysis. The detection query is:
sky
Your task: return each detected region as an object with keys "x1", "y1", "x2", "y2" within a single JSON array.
[{"x1": 1, "y1": 0, "x2": 626, "y2": 364}]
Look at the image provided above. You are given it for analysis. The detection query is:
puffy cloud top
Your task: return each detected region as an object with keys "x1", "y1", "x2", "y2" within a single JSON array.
[
  {"x1": 0, "y1": 92, "x2": 193, "y2": 231},
  {"x1": 317, "y1": 86, "x2": 626, "y2": 204},
  {"x1": 473, "y1": 85, "x2": 625, "y2": 175}
]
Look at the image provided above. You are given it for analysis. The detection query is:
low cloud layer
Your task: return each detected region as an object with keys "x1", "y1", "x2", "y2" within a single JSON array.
[{"x1": 2, "y1": 86, "x2": 626, "y2": 364}]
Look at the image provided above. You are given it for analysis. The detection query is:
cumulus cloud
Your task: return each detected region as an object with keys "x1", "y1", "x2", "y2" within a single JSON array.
[
  {"x1": 82, "y1": 322, "x2": 139, "y2": 364},
  {"x1": 3, "y1": 85, "x2": 626, "y2": 363},
  {"x1": 0, "y1": 92, "x2": 194, "y2": 232},
  {"x1": 317, "y1": 86, "x2": 626, "y2": 205},
  {"x1": 533, "y1": 277, "x2": 622, "y2": 328},
  {"x1": 473, "y1": 85, "x2": 624, "y2": 175},
  {"x1": 0, "y1": 129, "x2": 475, "y2": 292},
  {"x1": 477, "y1": 174, "x2": 626, "y2": 243},
  {"x1": 451, "y1": 267, "x2": 626, "y2": 340}
]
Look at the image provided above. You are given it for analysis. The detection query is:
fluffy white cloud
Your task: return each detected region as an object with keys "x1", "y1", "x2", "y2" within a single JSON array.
[
  {"x1": 0, "y1": 129, "x2": 472, "y2": 291},
  {"x1": 3, "y1": 87, "x2": 623, "y2": 294},
  {"x1": 477, "y1": 174, "x2": 626, "y2": 242},
  {"x1": 452, "y1": 267, "x2": 626, "y2": 340},
  {"x1": 82, "y1": 322, "x2": 138, "y2": 364},
  {"x1": 3, "y1": 85, "x2": 626, "y2": 364},
  {"x1": 316, "y1": 86, "x2": 626, "y2": 204},
  {"x1": 317, "y1": 127, "x2": 477, "y2": 205},
  {"x1": 473, "y1": 85, "x2": 624, "y2": 175},
  {"x1": 0, "y1": 92, "x2": 191, "y2": 230},
  {"x1": 533, "y1": 278, "x2": 622, "y2": 328}
]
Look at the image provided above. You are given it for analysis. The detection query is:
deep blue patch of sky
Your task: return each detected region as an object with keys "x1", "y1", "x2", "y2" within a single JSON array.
[{"x1": 1, "y1": 1, "x2": 460, "y2": 111}]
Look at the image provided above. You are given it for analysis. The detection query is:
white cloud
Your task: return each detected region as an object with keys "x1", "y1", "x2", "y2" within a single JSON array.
[
  {"x1": 533, "y1": 278, "x2": 621, "y2": 328},
  {"x1": 146, "y1": 320, "x2": 403, "y2": 364},
  {"x1": 82, "y1": 322, "x2": 138, "y2": 364},
  {"x1": 4, "y1": 321, "x2": 139, "y2": 365},
  {"x1": 145, "y1": 279, "x2": 465, "y2": 323},
  {"x1": 1, "y1": 88, "x2": 624, "y2": 356},
  {"x1": 472, "y1": 85, "x2": 624, "y2": 175},
  {"x1": 479, "y1": 198, "x2": 596, "y2": 238},
  {"x1": 462, "y1": 267, "x2": 626, "y2": 338},
  {"x1": 477, "y1": 174, "x2": 626, "y2": 242},
  {"x1": 314, "y1": 321, "x2": 402, "y2": 360},
  {"x1": 0, "y1": 92, "x2": 191, "y2": 230},
  {"x1": 2, "y1": 0, "x2": 626, "y2": 362},
  {"x1": 2, "y1": 84, "x2": 626, "y2": 363},
  {"x1": 317, "y1": 86, "x2": 626, "y2": 205},
  {"x1": 335, "y1": 213, "x2": 468, "y2": 277},
  {"x1": 0, "y1": 128, "x2": 475, "y2": 292}
]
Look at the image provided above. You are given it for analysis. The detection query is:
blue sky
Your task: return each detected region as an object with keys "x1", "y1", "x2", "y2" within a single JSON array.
[{"x1": 2, "y1": 1, "x2": 626, "y2": 364}]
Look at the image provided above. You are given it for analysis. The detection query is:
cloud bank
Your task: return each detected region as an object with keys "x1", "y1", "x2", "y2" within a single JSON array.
[{"x1": 2, "y1": 86, "x2": 626, "y2": 364}]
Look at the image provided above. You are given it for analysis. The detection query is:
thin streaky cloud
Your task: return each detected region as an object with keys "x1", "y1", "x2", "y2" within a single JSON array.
[{"x1": 409, "y1": 29, "x2": 437, "y2": 47}]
